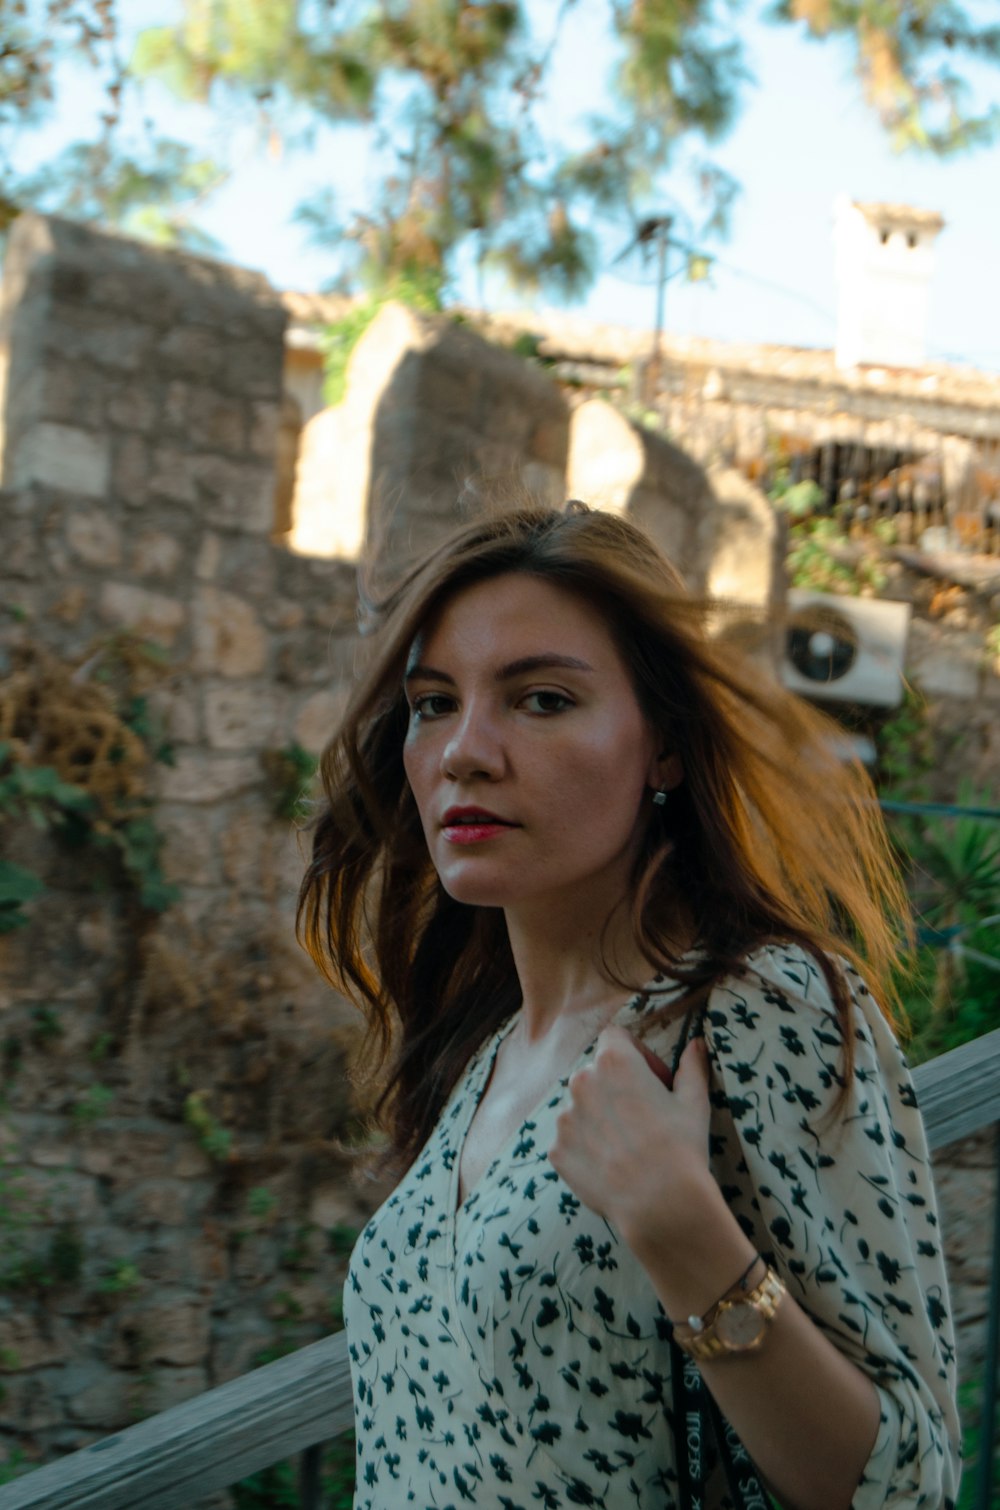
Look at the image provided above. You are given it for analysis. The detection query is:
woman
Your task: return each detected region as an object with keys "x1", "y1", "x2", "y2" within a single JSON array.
[{"x1": 299, "y1": 501, "x2": 960, "y2": 1510}]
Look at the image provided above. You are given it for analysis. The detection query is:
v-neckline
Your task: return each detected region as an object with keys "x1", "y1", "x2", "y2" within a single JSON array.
[{"x1": 449, "y1": 975, "x2": 681, "y2": 1222}]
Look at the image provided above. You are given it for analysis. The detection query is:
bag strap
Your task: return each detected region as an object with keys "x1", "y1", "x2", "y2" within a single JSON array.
[{"x1": 668, "y1": 1005, "x2": 775, "y2": 1510}]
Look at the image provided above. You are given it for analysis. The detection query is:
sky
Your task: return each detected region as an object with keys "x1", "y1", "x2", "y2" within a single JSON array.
[{"x1": 18, "y1": 4, "x2": 1000, "y2": 373}]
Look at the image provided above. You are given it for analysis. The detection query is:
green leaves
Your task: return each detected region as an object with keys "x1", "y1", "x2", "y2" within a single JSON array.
[{"x1": 0, "y1": 862, "x2": 45, "y2": 934}]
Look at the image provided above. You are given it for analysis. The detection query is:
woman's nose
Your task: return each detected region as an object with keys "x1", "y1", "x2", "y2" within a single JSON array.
[{"x1": 441, "y1": 705, "x2": 504, "y2": 781}]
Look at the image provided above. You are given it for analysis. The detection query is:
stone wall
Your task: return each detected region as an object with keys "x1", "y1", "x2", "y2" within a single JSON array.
[
  {"x1": 0, "y1": 216, "x2": 994, "y2": 1488},
  {"x1": 0, "y1": 216, "x2": 377, "y2": 1475}
]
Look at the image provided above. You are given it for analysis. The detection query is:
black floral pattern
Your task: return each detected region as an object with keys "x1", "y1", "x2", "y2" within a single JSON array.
[{"x1": 344, "y1": 945, "x2": 960, "y2": 1508}]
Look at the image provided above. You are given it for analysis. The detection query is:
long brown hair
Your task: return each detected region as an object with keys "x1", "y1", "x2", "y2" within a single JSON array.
[{"x1": 298, "y1": 502, "x2": 908, "y2": 1170}]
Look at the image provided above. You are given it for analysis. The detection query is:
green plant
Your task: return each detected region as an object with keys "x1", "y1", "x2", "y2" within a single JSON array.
[
  {"x1": 957, "y1": 1376, "x2": 1000, "y2": 1509},
  {"x1": 99, "y1": 1260, "x2": 142, "y2": 1295},
  {"x1": 29, "y1": 1006, "x2": 63, "y2": 1045},
  {"x1": 0, "y1": 638, "x2": 182, "y2": 931},
  {"x1": 0, "y1": 1447, "x2": 29, "y2": 1487},
  {"x1": 72, "y1": 1083, "x2": 115, "y2": 1128},
  {"x1": 183, "y1": 1090, "x2": 233, "y2": 1162},
  {"x1": 0, "y1": 1217, "x2": 85, "y2": 1293},
  {"x1": 233, "y1": 1432, "x2": 356, "y2": 1510},
  {"x1": 247, "y1": 1186, "x2": 278, "y2": 1221},
  {"x1": 889, "y1": 785, "x2": 1000, "y2": 1021},
  {"x1": 89, "y1": 1031, "x2": 115, "y2": 1062},
  {"x1": 875, "y1": 686, "x2": 935, "y2": 801},
  {"x1": 261, "y1": 744, "x2": 319, "y2": 823},
  {"x1": 327, "y1": 1222, "x2": 360, "y2": 1258},
  {"x1": 48, "y1": 1222, "x2": 85, "y2": 1284},
  {"x1": 785, "y1": 517, "x2": 889, "y2": 595}
]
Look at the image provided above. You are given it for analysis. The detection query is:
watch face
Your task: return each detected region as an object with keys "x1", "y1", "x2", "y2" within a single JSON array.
[{"x1": 716, "y1": 1300, "x2": 765, "y2": 1349}]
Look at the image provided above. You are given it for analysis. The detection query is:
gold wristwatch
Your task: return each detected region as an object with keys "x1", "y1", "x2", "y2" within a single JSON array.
[{"x1": 673, "y1": 1262, "x2": 786, "y2": 1362}]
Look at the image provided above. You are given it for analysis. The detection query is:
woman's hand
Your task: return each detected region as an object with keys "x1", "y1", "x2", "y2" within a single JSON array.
[{"x1": 548, "y1": 1024, "x2": 718, "y2": 1254}]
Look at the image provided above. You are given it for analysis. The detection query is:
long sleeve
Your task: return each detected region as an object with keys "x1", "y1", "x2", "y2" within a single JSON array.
[{"x1": 702, "y1": 944, "x2": 961, "y2": 1510}]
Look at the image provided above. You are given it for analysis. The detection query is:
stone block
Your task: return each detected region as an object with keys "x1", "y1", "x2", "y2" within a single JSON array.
[
  {"x1": 76, "y1": 908, "x2": 117, "y2": 957},
  {"x1": 162, "y1": 382, "x2": 249, "y2": 454},
  {"x1": 130, "y1": 530, "x2": 184, "y2": 579},
  {"x1": 529, "y1": 416, "x2": 569, "y2": 469},
  {"x1": 99, "y1": 582, "x2": 186, "y2": 647},
  {"x1": 218, "y1": 810, "x2": 271, "y2": 892},
  {"x1": 124, "y1": 1299, "x2": 211, "y2": 1367},
  {"x1": 173, "y1": 1142, "x2": 213, "y2": 1179},
  {"x1": 204, "y1": 682, "x2": 288, "y2": 751},
  {"x1": 155, "y1": 751, "x2": 261, "y2": 804},
  {"x1": 232, "y1": 1234, "x2": 280, "y2": 1288},
  {"x1": 112, "y1": 433, "x2": 151, "y2": 508},
  {"x1": 225, "y1": 339, "x2": 283, "y2": 398},
  {"x1": 249, "y1": 399, "x2": 282, "y2": 459},
  {"x1": 309, "y1": 1181, "x2": 361, "y2": 1231},
  {"x1": 142, "y1": 1364, "x2": 209, "y2": 1415},
  {"x1": 19, "y1": 1168, "x2": 100, "y2": 1224},
  {"x1": 61, "y1": 1360, "x2": 134, "y2": 1428},
  {"x1": 148, "y1": 445, "x2": 200, "y2": 506},
  {"x1": 158, "y1": 805, "x2": 220, "y2": 887},
  {"x1": 40, "y1": 360, "x2": 109, "y2": 431},
  {"x1": 195, "y1": 532, "x2": 222, "y2": 581},
  {"x1": 293, "y1": 687, "x2": 348, "y2": 754},
  {"x1": 13, "y1": 424, "x2": 110, "y2": 497},
  {"x1": 194, "y1": 456, "x2": 275, "y2": 536},
  {"x1": 52, "y1": 308, "x2": 153, "y2": 372},
  {"x1": 27, "y1": 1139, "x2": 78, "y2": 1170},
  {"x1": 0, "y1": 1313, "x2": 71, "y2": 1370},
  {"x1": 141, "y1": 1232, "x2": 226, "y2": 1288},
  {"x1": 704, "y1": 465, "x2": 783, "y2": 610},
  {"x1": 65, "y1": 508, "x2": 123, "y2": 569},
  {"x1": 158, "y1": 325, "x2": 226, "y2": 382},
  {"x1": 51, "y1": 585, "x2": 89, "y2": 623},
  {"x1": 188, "y1": 394, "x2": 247, "y2": 455},
  {"x1": 108, "y1": 387, "x2": 157, "y2": 433},
  {"x1": 114, "y1": 1178, "x2": 189, "y2": 1228},
  {"x1": 192, "y1": 587, "x2": 268, "y2": 677},
  {"x1": 78, "y1": 1128, "x2": 173, "y2": 1184},
  {"x1": 147, "y1": 685, "x2": 201, "y2": 744},
  {"x1": 264, "y1": 598, "x2": 306, "y2": 631},
  {"x1": 0, "y1": 1368, "x2": 65, "y2": 1430},
  {"x1": 211, "y1": 1318, "x2": 276, "y2": 1383}
]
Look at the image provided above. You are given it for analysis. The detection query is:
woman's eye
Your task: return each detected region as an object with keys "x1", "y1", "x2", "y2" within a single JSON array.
[
  {"x1": 522, "y1": 690, "x2": 573, "y2": 714},
  {"x1": 409, "y1": 693, "x2": 454, "y2": 721}
]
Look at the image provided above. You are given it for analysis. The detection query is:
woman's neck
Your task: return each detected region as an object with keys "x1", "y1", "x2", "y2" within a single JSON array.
[{"x1": 503, "y1": 901, "x2": 655, "y2": 1042}]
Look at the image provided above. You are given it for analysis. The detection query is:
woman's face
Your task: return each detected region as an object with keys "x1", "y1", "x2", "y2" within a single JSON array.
[{"x1": 402, "y1": 572, "x2": 674, "y2": 919}]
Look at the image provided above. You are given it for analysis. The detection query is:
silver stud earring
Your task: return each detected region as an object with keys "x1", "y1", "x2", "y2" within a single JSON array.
[{"x1": 652, "y1": 788, "x2": 668, "y2": 807}]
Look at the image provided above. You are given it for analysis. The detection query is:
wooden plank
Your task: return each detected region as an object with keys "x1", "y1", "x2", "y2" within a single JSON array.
[
  {"x1": 0, "y1": 1332, "x2": 353, "y2": 1510},
  {"x1": 1, "y1": 1030, "x2": 998, "y2": 1510},
  {"x1": 914, "y1": 1025, "x2": 1000, "y2": 1152}
]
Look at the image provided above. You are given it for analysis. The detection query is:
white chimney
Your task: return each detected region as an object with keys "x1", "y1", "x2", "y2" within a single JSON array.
[{"x1": 834, "y1": 196, "x2": 944, "y2": 370}]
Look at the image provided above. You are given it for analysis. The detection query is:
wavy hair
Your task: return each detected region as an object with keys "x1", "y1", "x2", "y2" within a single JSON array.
[{"x1": 298, "y1": 502, "x2": 909, "y2": 1170}]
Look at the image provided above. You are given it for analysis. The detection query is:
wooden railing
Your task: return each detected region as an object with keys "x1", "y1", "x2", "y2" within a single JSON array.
[{"x1": 3, "y1": 1028, "x2": 1000, "y2": 1510}]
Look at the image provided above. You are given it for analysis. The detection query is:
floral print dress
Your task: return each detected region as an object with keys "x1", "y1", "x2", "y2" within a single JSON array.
[{"x1": 344, "y1": 944, "x2": 961, "y2": 1509}]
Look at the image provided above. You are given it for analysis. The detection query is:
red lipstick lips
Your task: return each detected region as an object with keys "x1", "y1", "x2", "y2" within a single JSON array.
[{"x1": 441, "y1": 806, "x2": 516, "y2": 844}]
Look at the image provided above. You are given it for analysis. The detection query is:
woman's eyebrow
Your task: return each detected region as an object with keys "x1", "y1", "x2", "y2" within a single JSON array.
[
  {"x1": 496, "y1": 654, "x2": 594, "y2": 679},
  {"x1": 404, "y1": 654, "x2": 594, "y2": 685}
]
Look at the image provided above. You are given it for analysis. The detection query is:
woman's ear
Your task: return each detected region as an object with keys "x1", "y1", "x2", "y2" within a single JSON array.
[{"x1": 649, "y1": 751, "x2": 684, "y2": 792}]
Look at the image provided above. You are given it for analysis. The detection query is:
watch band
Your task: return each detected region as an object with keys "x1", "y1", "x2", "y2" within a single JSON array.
[{"x1": 673, "y1": 1263, "x2": 786, "y2": 1362}]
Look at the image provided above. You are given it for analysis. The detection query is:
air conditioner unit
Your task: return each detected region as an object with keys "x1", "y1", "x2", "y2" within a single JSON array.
[{"x1": 780, "y1": 590, "x2": 911, "y2": 707}]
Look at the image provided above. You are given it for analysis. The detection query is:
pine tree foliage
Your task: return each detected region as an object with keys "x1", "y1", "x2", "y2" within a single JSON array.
[{"x1": 1, "y1": 0, "x2": 999, "y2": 285}]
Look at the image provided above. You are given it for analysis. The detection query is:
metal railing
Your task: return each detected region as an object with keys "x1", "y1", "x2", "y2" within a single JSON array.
[{"x1": 2, "y1": 1028, "x2": 1000, "y2": 1510}]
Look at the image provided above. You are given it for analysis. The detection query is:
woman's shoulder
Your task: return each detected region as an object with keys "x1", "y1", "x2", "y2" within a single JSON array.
[{"x1": 705, "y1": 939, "x2": 900, "y2": 1066}]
